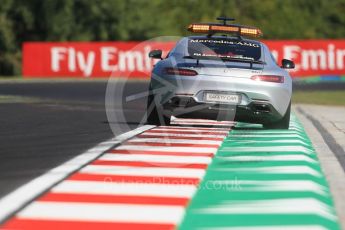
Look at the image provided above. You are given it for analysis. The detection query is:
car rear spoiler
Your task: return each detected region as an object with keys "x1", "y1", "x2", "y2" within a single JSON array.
[{"x1": 183, "y1": 55, "x2": 265, "y2": 69}]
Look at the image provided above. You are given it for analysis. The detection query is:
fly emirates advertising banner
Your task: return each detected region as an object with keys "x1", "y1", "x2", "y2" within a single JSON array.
[{"x1": 23, "y1": 40, "x2": 345, "y2": 79}]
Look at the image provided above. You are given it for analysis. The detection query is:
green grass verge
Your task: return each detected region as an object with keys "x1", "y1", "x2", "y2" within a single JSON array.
[
  {"x1": 0, "y1": 95, "x2": 41, "y2": 104},
  {"x1": 293, "y1": 90, "x2": 345, "y2": 106},
  {"x1": 0, "y1": 76, "x2": 22, "y2": 80}
]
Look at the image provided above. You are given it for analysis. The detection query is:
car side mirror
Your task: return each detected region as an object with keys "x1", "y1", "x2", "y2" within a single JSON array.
[
  {"x1": 281, "y1": 59, "x2": 295, "y2": 69},
  {"x1": 149, "y1": 50, "x2": 163, "y2": 60}
]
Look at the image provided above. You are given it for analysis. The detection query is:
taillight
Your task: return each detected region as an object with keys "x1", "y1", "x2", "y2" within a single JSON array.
[
  {"x1": 165, "y1": 68, "x2": 198, "y2": 76},
  {"x1": 251, "y1": 75, "x2": 284, "y2": 83}
]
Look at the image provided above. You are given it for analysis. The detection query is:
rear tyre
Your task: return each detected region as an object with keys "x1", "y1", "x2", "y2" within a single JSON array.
[
  {"x1": 146, "y1": 93, "x2": 171, "y2": 126},
  {"x1": 263, "y1": 102, "x2": 291, "y2": 129}
]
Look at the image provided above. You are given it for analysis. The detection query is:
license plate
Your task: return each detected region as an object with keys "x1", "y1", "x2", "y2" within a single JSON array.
[{"x1": 205, "y1": 93, "x2": 240, "y2": 104}]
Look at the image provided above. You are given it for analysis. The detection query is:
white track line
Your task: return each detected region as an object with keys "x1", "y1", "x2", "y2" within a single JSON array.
[
  {"x1": 229, "y1": 134, "x2": 306, "y2": 139},
  {"x1": 128, "y1": 138, "x2": 222, "y2": 145},
  {"x1": 17, "y1": 201, "x2": 185, "y2": 224},
  {"x1": 220, "y1": 146, "x2": 313, "y2": 154},
  {"x1": 233, "y1": 131, "x2": 304, "y2": 135},
  {"x1": 0, "y1": 125, "x2": 155, "y2": 223},
  {"x1": 171, "y1": 121, "x2": 234, "y2": 124},
  {"x1": 80, "y1": 165, "x2": 206, "y2": 178},
  {"x1": 172, "y1": 118, "x2": 235, "y2": 123},
  {"x1": 52, "y1": 180, "x2": 197, "y2": 198},
  {"x1": 139, "y1": 133, "x2": 227, "y2": 138},
  {"x1": 145, "y1": 129, "x2": 229, "y2": 134},
  {"x1": 205, "y1": 226, "x2": 328, "y2": 230},
  {"x1": 210, "y1": 180, "x2": 328, "y2": 195},
  {"x1": 224, "y1": 139, "x2": 309, "y2": 145},
  {"x1": 197, "y1": 198, "x2": 336, "y2": 221},
  {"x1": 116, "y1": 145, "x2": 219, "y2": 153},
  {"x1": 218, "y1": 155, "x2": 317, "y2": 163},
  {"x1": 171, "y1": 122, "x2": 234, "y2": 127},
  {"x1": 216, "y1": 166, "x2": 322, "y2": 177},
  {"x1": 158, "y1": 126, "x2": 231, "y2": 131},
  {"x1": 99, "y1": 153, "x2": 212, "y2": 164}
]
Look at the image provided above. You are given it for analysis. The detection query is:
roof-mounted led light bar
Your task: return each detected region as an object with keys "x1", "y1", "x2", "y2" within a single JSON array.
[{"x1": 187, "y1": 20, "x2": 263, "y2": 38}]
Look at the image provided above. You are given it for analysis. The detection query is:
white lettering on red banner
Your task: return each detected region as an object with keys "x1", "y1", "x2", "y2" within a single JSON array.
[{"x1": 23, "y1": 40, "x2": 345, "y2": 78}]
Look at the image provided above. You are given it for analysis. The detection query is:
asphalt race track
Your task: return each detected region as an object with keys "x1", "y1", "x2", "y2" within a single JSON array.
[
  {"x1": 0, "y1": 80, "x2": 150, "y2": 198},
  {"x1": 1, "y1": 80, "x2": 344, "y2": 199},
  {"x1": 0, "y1": 80, "x2": 344, "y2": 229}
]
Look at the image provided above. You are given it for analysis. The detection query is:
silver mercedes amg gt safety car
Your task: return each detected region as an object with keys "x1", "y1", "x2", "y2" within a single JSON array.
[{"x1": 146, "y1": 17, "x2": 294, "y2": 129}]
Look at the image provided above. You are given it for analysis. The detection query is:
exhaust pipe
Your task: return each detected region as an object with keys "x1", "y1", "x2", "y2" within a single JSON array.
[{"x1": 253, "y1": 104, "x2": 271, "y2": 113}]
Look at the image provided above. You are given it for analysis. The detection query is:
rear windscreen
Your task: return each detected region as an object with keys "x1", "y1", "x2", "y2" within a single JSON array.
[{"x1": 188, "y1": 38, "x2": 261, "y2": 61}]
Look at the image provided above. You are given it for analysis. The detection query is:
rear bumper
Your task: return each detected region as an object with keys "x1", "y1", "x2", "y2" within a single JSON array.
[
  {"x1": 150, "y1": 74, "x2": 292, "y2": 117},
  {"x1": 163, "y1": 96, "x2": 282, "y2": 124}
]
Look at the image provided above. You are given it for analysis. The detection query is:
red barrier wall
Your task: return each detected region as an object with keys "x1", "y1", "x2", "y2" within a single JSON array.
[{"x1": 23, "y1": 40, "x2": 345, "y2": 78}]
